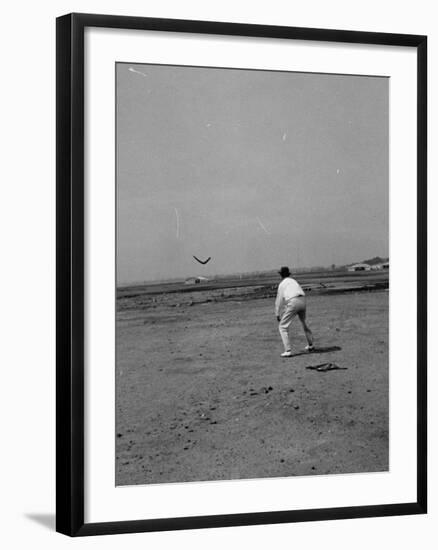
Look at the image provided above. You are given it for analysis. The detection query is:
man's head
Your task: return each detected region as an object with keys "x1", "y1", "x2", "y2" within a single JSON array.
[{"x1": 278, "y1": 266, "x2": 291, "y2": 278}]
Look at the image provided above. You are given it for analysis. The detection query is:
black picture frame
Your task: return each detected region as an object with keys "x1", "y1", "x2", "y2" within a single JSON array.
[{"x1": 56, "y1": 12, "x2": 427, "y2": 537}]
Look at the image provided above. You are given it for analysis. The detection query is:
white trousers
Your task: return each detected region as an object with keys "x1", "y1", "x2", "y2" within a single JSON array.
[{"x1": 278, "y1": 296, "x2": 306, "y2": 352}]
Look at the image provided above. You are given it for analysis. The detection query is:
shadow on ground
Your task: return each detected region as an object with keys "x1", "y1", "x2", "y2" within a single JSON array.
[
  {"x1": 25, "y1": 513, "x2": 55, "y2": 531},
  {"x1": 290, "y1": 345, "x2": 342, "y2": 357}
]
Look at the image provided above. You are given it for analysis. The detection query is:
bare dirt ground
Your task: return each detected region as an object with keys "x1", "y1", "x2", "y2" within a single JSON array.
[{"x1": 116, "y1": 288, "x2": 388, "y2": 486}]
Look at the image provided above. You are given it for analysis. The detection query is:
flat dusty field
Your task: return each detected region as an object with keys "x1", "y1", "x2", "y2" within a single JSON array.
[{"x1": 116, "y1": 288, "x2": 388, "y2": 486}]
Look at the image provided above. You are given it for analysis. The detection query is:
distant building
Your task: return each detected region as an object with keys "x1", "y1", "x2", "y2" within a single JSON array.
[
  {"x1": 185, "y1": 276, "x2": 209, "y2": 285},
  {"x1": 370, "y1": 262, "x2": 389, "y2": 271},
  {"x1": 348, "y1": 263, "x2": 372, "y2": 272}
]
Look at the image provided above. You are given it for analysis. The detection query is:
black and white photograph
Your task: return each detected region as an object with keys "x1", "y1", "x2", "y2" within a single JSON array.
[
  {"x1": 115, "y1": 62, "x2": 389, "y2": 486},
  {"x1": 0, "y1": 0, "x2": 432, "y2": 545}
]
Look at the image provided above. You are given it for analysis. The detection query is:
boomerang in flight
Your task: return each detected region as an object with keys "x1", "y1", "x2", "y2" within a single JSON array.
[{"x1": 193, "y1": 255, "x2": 211, "y2": 265}]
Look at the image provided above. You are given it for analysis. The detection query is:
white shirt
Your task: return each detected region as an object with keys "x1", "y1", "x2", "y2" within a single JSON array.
[{"x1": 275, "y1": 277, "x2": 305, "y2": 316}]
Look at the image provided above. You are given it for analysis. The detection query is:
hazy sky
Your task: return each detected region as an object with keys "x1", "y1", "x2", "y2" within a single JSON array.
[{"x1": 116, "y1": 63, "x2": 388, "y2": 284}]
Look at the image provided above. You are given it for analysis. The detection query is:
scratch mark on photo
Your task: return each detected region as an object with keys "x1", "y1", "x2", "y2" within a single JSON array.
[
  {"x1": 256, "y1": 217, "x2": 271, "y2": 234},
  {"x1": 129, "y1": 67, "x2": 148, "y2": 77},
  {"x1": 174, "y1": 207, "x2": 180, "y2": 239}
]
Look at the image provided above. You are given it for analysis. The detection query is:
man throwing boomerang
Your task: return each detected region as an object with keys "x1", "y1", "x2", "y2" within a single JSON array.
[{"x1": 275, "y1": 266, "x2": 314, "y2": 357}]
